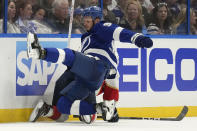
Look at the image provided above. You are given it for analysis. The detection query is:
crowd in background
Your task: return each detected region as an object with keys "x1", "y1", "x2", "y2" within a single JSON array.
[{"x1": 0, "y1": 0, "x2": 196, "y2": 35}]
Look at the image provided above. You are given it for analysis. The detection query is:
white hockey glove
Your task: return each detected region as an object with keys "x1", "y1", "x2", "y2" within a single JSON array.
[{"x1": 27, "y1": 32, "x2": 46, "y2": 59}]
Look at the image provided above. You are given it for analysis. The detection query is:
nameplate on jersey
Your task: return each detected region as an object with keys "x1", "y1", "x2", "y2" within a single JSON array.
[{"x1": 103, "y1": 23, "x2": 112, "y2": 27}]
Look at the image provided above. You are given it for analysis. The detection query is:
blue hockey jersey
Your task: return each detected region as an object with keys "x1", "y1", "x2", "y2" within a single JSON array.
[{"x1": 81, "y1": 21, "x2": 139, "y2": 70}]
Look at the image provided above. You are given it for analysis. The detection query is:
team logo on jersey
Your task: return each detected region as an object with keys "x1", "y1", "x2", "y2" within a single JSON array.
[
  {"x1": 16, "y1": 41, "x2": 67, "y2": 96},
  {"x1": 103, "y1": 22, "x2": 112, "y2": 27}
]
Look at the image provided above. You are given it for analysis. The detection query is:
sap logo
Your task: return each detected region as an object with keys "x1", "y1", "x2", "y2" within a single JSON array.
[
  {"x1": 118, "y1": 48, "x2": 197, "y2": 92},
  {"x1": 16, "y1": 41, "x2": 67, "y2": 96}
]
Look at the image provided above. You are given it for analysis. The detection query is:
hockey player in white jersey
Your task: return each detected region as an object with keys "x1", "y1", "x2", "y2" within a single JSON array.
[{"x1": 28, "y1": 6, "x2": 153, "y2": 124}]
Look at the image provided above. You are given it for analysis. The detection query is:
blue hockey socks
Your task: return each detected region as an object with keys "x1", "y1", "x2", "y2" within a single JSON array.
[
  {"x1": 57, "y1": 96, "x2": 72, "y2": 114},
  {"x1": 57, "y1": 96, "x2": 96, "y2": 115},
  {"x1": 44, "y1": 48, "x2": 75, "y2": 67},
  {"x1": 63, "y1": 48, "x2": 75, "y2": 67}
]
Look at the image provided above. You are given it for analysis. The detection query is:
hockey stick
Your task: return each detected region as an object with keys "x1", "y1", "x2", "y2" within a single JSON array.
[
  {"x1": 67, "y1": 0, "x2": 75, "y2": 48},
  {"x1": 118, "y1": 106, "x2": 188, "y2": 121},
  {"x1": 115, "y1": 106, "x2": 188, "y2": 121},
  {"x1": 74, "y1": 106, "x2": 188, "y2": 121}
]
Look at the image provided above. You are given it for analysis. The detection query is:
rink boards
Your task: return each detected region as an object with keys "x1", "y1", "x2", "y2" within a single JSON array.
[{"x1": 0, "y1": 37, "x2": 197, "y2": 122}]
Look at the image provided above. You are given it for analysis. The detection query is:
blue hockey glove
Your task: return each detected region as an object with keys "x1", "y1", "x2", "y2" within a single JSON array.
[{"x1": 134, "y1": 35, "x2": 153, "y2": 48}]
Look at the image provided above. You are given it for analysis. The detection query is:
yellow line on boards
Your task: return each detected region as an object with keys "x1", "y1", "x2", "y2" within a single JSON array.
[{"x1": 0, "y1": 106, "x2": 196, "y2": 123}]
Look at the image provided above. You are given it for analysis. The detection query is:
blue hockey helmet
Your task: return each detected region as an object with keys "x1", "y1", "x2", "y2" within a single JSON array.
[
  {"x1": 83, "y1": 6, "x2": 102, "y2": 20},
  {"x1": 74, "y1": 8, "x2": 83, "y2": 15}
]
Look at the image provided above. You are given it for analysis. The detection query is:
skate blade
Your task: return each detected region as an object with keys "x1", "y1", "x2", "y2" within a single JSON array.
[
  {"x1": 29, "y1": 100, "x2": 44, "y2": 122},
  {"x1": 27, "y1": 32, "x2": 35, "y2": 58}
]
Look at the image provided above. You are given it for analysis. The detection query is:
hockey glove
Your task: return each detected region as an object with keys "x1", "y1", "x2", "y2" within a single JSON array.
[
  {"x1": 132, "y1": 33, "x2": 153, "y2": 48},
  {"x1": 27, "y1": 32, "x2": 46, "y2": 59}
]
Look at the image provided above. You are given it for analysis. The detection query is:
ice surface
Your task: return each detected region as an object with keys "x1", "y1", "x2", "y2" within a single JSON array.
[{"x1": 0, "y1": 117, "x2": 197, "y2": 131}]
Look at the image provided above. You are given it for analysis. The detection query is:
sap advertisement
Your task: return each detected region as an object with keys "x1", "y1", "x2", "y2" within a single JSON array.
[
  {"x1": 16, "y1": 41, "x2": 64, "y2": 96},
  {"x1": 1, "y1": 37, "x2": 197, "y2": 108}
]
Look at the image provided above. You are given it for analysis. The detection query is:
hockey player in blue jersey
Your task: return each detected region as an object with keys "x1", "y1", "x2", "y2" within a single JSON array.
[{"x1": 28, "y1": 6, "x2": 153, "y2": 123}]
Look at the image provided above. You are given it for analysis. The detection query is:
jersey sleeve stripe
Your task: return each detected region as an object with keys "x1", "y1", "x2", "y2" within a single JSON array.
[
  {"x1": 56, "y1": 48, "x2": 66, "y2": 64},
  {"x1": 130, "y1": 33, "x2": 143, "y2": 44},
  {"x1": 113, "y1": 27, "x2": 123, "y2": 41},
  {"x1": 70, "y1": 100, "x2": 80, "y2": 115}
]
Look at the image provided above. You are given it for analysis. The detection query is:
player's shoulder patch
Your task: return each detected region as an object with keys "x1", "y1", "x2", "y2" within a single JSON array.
[{"x1": 103, "y1": 22, "x2": 112, "y2": 27}]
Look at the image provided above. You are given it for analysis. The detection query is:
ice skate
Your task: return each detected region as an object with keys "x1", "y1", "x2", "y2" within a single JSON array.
[
  {"x1": 27, "y1": 32, "x2": 46, "y2": 59},
  {"x1": 79, "y1": 114, "x2": 97, "y2": 124},
  {"x1": 29, "y1": 99, "x2": 52, "y2": 122},
  {"x1": 27, "y1": 32, "x2": 40, "y2": 58},
  {"x1": 96, "y1": 100, "x2": 116, "y2": 121}
]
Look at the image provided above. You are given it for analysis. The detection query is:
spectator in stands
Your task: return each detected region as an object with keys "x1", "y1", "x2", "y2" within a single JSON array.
[
  {"x1": 107, "y1": 0, "x2": 117, "y2": 11},
  {"x1": 27, "y1": 0, "x2": 39, "y2": 6},
  {"x1": 107, "y1": 0, "x2": 124, "y2": 25},
  {"x1": 138, "y1": 0, "x2": 152, "y2": 25},
  {"x1": 150, "y1": 0, "x2": 158, "y2": 7},
  {"x1": 74, "y1": 0, "x2": 87, "y2": 9},
  {"x1": 0, "y1": 0, "x2": 4, "y2": 33},
  {"x1": 42, "y1": 0, "x2": 54, "y2": 19},
  {"x1": 115, "y1": 0, "x2": 129, "y2": 25},
  {"x1": 0, "y1": 0, "x2": 20, "y2": 33},
  {"x1": 31, "y1": 5, "x2": 53, "y2": 33},
  {"x1": 194, "y1": 11, "x2": 197, "y2": 34},
  {"x1": 28, "y1": 0, "x2": 41, "y2": 11},
  {"x1": 32, "y1": 5, "x2": 46, "y2": 22},
  {"x1": 172, "y1": 8, "x2": 197, "y2": 35},
  {"x1": 72, "y1": 8, "x2": 85, "y2": 34},
  {"x1": 178, "y1": 0, "x2": 187, "y2": 9},
  {"x1": 15, "y1": 0, "x2": 52, "y2": 34},
  {"x1": 119, "y1": 0, "x2": 147, "y2": 33},
  {"x1": 15, "y1": 0, "x2": 37, "y2": 33},
  {"x1": 163, "y1": 0, "x2": 180, "y2": 21},
  {"x1": 191, "y1": 0, "x2": 197, "y2": 11},
  {"x1": 0, "y1": 0, "x2": 2, "y2": 19},
  {"x1": 27, "y1": 0, "x2": 40, "y2": 17},
  {"x1": 47, "y1": 0, "x2": 70, "y2": 34},
  {"x1": 187, "y1": 8, "x2": 197, "y2": 35},
  {"x1": 139, "y1": 0, "x2": 154, "y2": 13},
  {"x1": 117, "y1": 0, "x2": 129, "y2": 11},
  {"x1": 88, "y1": 0, "x2": 99, "y2": 6},
  {"x1": 146, "y1": 23, "x2": 161, "y2": 34},
  {"x1": 103, "y1": 0, "x2": 117, "y2": 24},
  {"x1": 7, "y1": 0, "x2": 21, "y2": 33},
  {"x1": 147, "y1": 2, "x2": 173, "y2": 34}
]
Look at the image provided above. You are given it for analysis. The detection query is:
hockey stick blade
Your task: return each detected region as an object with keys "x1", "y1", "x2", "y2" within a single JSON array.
[{"x1": 118, "y1": 106, "x2": 188, "y2": 121}]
